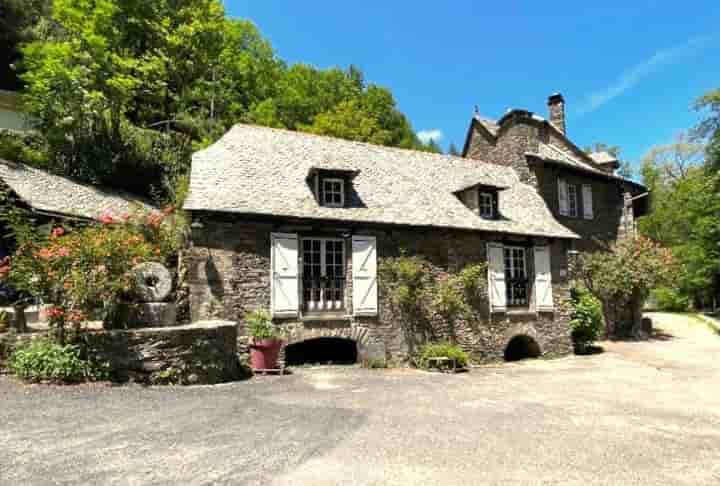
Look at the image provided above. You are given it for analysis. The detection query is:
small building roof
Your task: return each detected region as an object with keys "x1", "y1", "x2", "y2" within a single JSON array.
[
  {"x1": 184, "y1": 124, "x2": 578, "y2": 239},
  {"x1": 0, "y1": 160, "x2": 156, "y2": 221},
  {"x1": 588, "y1": 151, "x2": 619, "y2": 165}
]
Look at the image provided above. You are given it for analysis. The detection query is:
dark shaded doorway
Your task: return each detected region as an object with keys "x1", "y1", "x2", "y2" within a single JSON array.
[
  {"x1": 504, "y1": 335, "x2": 541, "y2": 361},
  {"x1": 285, "y1": 338, "x2": 358, "y2": 366}
]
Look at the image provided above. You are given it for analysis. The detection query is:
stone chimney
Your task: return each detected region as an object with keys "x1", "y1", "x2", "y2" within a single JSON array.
[{"x1": 547, "y1": 93, "x2": 566, "y2": 135}]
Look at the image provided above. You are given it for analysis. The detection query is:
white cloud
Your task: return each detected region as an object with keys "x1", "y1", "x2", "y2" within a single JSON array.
[
  {"x1": 417, "y1": 129, "x2": 443, "y2": 143},
  {"x1": 576, "y1": 33, "x2": 718, "y2": 116}
]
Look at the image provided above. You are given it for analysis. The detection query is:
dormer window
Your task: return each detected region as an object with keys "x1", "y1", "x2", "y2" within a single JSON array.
[
  {"x1": 459, "y1": 186, "x2": 499, "y2": 219},
  {"x1": 479, "y1": 192, "x2": 494, "y2": 218},
  {"x1": 322, "y1": 178, "x2": 345, "y2": 207}
]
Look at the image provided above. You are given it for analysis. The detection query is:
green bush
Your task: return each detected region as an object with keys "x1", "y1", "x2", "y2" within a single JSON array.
[
  {"x1": 417, "y1": 342, "x2": 469, "y2": 369},
  {"x1": 650, "y1": 287, "x2": 690, "y2": 312},
  {"x1": 569, "y1": 287, "x2": 604, "y2": 353},
  {"x1": 9, "y1": 339, "x2": 108, "y2": 383},
  {"x1": 245, "y1": 309, "x2": 281, "y2": 340}
]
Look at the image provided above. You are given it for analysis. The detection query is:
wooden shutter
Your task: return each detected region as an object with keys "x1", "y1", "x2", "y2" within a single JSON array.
[
  {"x1": 352, "y1": 235, "x2": 378, "y2": 316},
  {"x1": 271, "y1": 233, "x2": 299, "y2": 317},
  {"x1": 582, "y1": 184, "x2": 594, "y2": 219},
  {"x1": 533, "y1": 245, "x2": 554, "y2": 312},
  {"x1": 487, "y1": 243, "x2": 507, "y2": 313},
  {"x1": 558, "y1": 178, "x2": 569, "y2": 216}
]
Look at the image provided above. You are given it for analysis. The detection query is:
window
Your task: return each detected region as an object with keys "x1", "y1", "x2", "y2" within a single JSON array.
[
  {"x1": 567, "y1": 183, "x2": 578, "y2": 217},
  {"x1": 479, "y1": 192, "x2": 494, "y2": 218},
  {"x1": 504, "y1": 247, "x2": 528, "y2": 306},
  {"x1": 302, "y1": 238, "x2": 345, "y2": 312},
  {"x1": 322, "y1": 178, "x2": 345, "y2": 207}
]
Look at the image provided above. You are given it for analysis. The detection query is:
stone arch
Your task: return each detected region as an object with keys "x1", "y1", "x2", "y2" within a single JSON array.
[
  {"x1": 504, "y1": 334, "x2": 542, "y2": 361},
  {"x1": 283, "y1": 325, "x2": 371, "y2": 365},
  {"x1": 285, "y1": 326, "x2": 370, "y2": 348},
  {"x1": 503, "y1": 324, "x2": 542, "y2": 361}
]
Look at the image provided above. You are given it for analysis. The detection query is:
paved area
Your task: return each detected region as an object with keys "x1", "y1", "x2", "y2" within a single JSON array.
[{"x1": 2, "y1": 313, "x2": 720, "y2": 485}]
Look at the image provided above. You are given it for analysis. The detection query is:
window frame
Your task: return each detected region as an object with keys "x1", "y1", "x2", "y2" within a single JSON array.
[
  {"x1": 479, "y1": 191, "x2": 495, "y2": 218},
  {"x1": 566, "y1": 183, "x2": 579, "y2": 218},
  {"x1": 300, "y1": 237, "x2": 346, "y2": 313},
  {"x1": 503, "y1": 245, "x2": 530, "y2": 307},
  {"x1": 321, "y1": 177, "x2": 345, "y2": 208}
]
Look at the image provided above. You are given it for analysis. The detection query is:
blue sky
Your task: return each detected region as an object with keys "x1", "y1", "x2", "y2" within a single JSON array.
[{"x1": 226, "y1": 1, "x2": 720, "y2": 169}]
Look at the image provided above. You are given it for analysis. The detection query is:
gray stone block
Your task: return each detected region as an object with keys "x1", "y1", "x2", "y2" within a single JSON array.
[
  {"x1": 126, "y1": 303, "x2": 178, "y2": 329},
  {"x1": 133, "y1": 262, "x2": 172, "y2": 303}
]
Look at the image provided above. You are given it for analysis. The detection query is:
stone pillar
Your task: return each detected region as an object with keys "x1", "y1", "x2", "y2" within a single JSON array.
[
  {"x1": 547, "y1": 93, "x2": 566, "y2": 135},
  {"x1": 618, "y1": 191, "x2": 635, "y2": 240}
]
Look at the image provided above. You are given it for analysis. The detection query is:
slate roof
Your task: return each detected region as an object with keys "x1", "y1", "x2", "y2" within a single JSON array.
[
  {"x1": 184, "y1": 124, "x2": 578, "y2": 239},
  {"x1": 589, "y1": 151, "x2": 619, "y2": 165},
  {"x1": 535, "y1": 142, "x2": 610, "y2": 176},
  {"x1": 0, "y1": 160, "x2": 156, "y2": 221}
]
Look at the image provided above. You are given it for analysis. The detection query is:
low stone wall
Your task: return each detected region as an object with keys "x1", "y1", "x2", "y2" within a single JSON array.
[{"x1": 82, "y1": 321, "x2": 243, "y2": 385}]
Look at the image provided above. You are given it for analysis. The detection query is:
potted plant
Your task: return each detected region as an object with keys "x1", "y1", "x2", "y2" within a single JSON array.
[{"x1": 246, "y1": 309, "x2": 284, "y2": 370}]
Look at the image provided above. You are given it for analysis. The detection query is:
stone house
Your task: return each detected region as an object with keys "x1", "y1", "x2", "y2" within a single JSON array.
[
  {"x1": 463, "y1": 93, "x2": 648, "y2": 251},
  {"x1": 182, "y1": 116, "x2": 621, "y2": 365}
]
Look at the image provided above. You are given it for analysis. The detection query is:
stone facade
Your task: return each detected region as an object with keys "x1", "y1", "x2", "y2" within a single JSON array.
[{"x1": 186, "y1": 213, "x2": 574, "y2": 364}]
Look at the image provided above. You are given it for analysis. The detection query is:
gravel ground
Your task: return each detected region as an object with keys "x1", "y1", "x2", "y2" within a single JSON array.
[{"x1": 1, "y1": 312, "x2": 720, "y2": 485}]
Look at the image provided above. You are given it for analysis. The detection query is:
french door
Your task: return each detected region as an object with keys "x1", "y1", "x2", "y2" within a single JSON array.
[
  {"x1": 504, "y1": 246, "x2": 529, "y2": 306},
  {"x1": 302, "y1": 238, "x2": 345, "y2": 312}
]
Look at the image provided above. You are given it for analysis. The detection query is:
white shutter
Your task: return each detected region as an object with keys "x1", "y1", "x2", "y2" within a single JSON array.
[
  {"x1": 487, "y1": 243, "x2": 507, "y2": 313},
  {"x1": 533, "y1": 245, "x2": 554, "y2": 312},
  {"x1": 558, "y1": 179, "x2": 569, "y2": 216},
  {"x1": 582, "y1": 184, "x2": 594, "y2": 220},
  {"x1": 271, "y1": 233, "x2": 299, "y2": 317},
  {"x1": 352, "y1": 235, "x2": 378, "y2": 316}
]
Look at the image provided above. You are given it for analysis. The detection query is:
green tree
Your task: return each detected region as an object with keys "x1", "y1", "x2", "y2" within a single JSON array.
[
  {"x1": 638, "y1": 137, "x2": 720, "y2": 308},
  {"x1": 0, "y1": 0, "x2": 53, "y2": 91},
  {"x1": 695, "y1": 88, "x2": 720, "y2": 174},
  {"x1": 19, "y1": 0, "x2": 435, "y2": 202}
]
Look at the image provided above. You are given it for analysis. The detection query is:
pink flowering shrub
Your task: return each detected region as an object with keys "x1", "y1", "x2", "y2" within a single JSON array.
[{"x1": 0, "y1": 206, "x2": 185, "y2": 341}]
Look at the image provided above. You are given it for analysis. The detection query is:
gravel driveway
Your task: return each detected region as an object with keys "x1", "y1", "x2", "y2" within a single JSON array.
[{"x1": 2, "y1": 313, "x2": 720, "y2": 485}]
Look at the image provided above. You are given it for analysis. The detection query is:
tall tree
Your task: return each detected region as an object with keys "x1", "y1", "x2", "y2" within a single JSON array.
[
  {"x1": 694, "y1": 88, "x2": 720, "y2": 174},
  {"x1": 0, "y1": 0, "x2": 52, "y2": 91},
  {"x1": 638, "y1": 138, "x2": 720, "y2": 307},
  {"x1": 447, "y1": 143, "x2": 460, "y2": 156}
]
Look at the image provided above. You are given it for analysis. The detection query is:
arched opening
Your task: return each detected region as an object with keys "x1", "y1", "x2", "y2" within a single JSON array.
[
  {"x1": 504, "y1": 335, "x2": 541, "y2": 361},
  {"x1": 284, "y1": 338, "x2": 358, "y2": 366}
]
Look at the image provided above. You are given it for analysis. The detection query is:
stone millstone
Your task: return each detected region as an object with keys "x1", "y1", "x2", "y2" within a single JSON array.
[
  {"x1": 133, "y1": 262, "x2": 172, "y2": 303},
  {"x1": 126, "y1": 303, "x2": 178, "y2": 328}
]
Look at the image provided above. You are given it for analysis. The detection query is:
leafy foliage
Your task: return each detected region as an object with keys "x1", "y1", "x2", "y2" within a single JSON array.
[
  {"x1": 650, "y1": 287, "x2": 690, "y2": 312},
  {"x1": 379, "y1": 254, "x2": 431, "y2": 315},
  {"x1": 569, "y1": 286, "x2": 604, "y2": 352},
  {"x1": 417, "y1": 342, "x2": 469, "y2": 370},
  {"x1": 245, "y1": 309, "x2": 281, "y2": 340},
  {"x1": 575, "y1": 236, "x2": 675, "y2": 337},
  {"x1": 18, "y1": 1, "x2": 437, "y2": 202},
  {"x1": 638, "y1": 137, "x2": 720, "y2": 307},
  {"x1": 695, "y1": 88, "x2": 720, "y2": 173},
  {"x1": 9, "y1": 339, "x2": 109, "y2": 383}
]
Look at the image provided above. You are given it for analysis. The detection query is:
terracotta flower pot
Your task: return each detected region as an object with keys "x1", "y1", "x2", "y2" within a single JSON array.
[{"x1": 249, "y1": 338, "x2": 284, "y2": 370}]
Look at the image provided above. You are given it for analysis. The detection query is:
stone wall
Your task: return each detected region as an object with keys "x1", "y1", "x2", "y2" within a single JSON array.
[
  {"x1": 187, "y1": 214, "x2": 574, "y2": 364},
  {"x1": 82, "y1": 321, "x2": 241, "y2": 385}
]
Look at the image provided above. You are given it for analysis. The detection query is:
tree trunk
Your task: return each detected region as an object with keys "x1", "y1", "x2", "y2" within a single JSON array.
[{"x1": 12, "y1": 304, "x2": 27, "y2": 333}]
